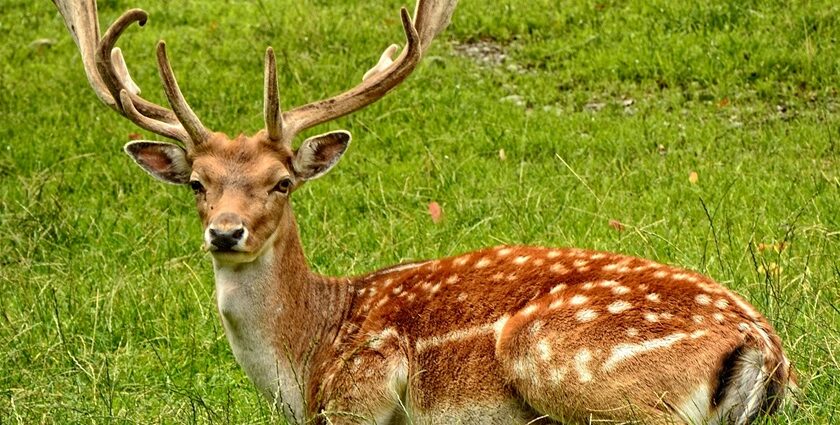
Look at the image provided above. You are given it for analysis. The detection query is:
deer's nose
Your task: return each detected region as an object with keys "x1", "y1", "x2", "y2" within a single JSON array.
[{"x1": 206, "y1": 213, "x2": 247, "y2": 251}]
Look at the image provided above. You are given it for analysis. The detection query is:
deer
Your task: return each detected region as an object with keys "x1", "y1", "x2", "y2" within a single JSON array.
[{"x1": 52, "y1": 0, "x2": 795, "y2": 423}]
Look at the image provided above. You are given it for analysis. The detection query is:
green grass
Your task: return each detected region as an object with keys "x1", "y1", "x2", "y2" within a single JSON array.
[{"x1": 2, "y1": 0, "x2": 840, "y2": 423}]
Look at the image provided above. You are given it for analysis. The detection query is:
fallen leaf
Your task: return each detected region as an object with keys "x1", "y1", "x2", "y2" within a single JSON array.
[
  {"x1": 428, "y1": 202, "x2": 443, "y2": 224},
  {"x1": 128, "y1": 133, "x2": 142, "y2": 140},
  {"x1": 689, "y1": 171, "x2": 698, "y2": 184},
  {"x1": 498, "y1": 149, "x2": 507, "y2": 161},
  {"x1": 609, "y1": 219, "x2": 624, "y2": 232},
  {"x1": 718, "y1": 97, "x2": 730, "y2": 108}
]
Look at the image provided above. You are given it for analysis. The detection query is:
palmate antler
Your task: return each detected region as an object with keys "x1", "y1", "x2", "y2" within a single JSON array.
[{"x1": 54, "y1": 0, "x2": 457, "y2": 151}]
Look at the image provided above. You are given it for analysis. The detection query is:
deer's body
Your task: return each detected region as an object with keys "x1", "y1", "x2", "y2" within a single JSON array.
[
  {"x1": 217, "y1": 191, "x2": 791, "y2": 425},
  {"x1": 53, "y1": 0, "x2": 793, "y2": 423}
]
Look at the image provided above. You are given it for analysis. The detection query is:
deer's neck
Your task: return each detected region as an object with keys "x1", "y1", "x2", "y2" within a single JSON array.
[{"x1": 211, "y1": 204, "x2": 352, "y2": 420}]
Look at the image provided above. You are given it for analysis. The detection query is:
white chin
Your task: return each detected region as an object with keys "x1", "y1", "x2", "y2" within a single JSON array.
[{"x1": 210, "y1": 250, "x2": 260, "y2": 265}]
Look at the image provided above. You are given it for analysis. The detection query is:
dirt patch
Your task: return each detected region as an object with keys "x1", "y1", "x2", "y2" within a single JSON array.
[{"x1": 452, "y1": 39, "x2": 508, "y2": 67}]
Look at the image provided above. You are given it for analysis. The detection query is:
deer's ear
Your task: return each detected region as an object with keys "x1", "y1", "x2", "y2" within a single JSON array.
[
  {"x1": 292, "y1": 130, "x2": 351, "y2": 181},
  {"x1": 124, "y1": 141, "x2": 190, "y2": 185}
]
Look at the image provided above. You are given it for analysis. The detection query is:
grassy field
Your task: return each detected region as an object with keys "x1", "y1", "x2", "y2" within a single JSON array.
[{"x1": 2, "y1": 0, "x2": 840, "y2": 423}]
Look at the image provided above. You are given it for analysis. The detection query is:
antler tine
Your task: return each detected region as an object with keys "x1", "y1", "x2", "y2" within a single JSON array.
[
  {"x1": 264, "y1": 47, "x2": 283, "y2": 142},
  {"x1": 156, "y1": 41, "x2": 211, "y2": 147},
  {"x1": 54, "y1": 0, "x2": 212, "y2": 149},
  {"x1": 111, "y1": 48, "x2": 142, "y2": 96},
  {"x1": 279, "y1": 0, "x2": 456, "y2": 142},
  {"x1": 119, "y1": 90, "x2": 190, "y2": 142},
  {"x1": 96, "y1": 9, "x2": 177, "y2": 123}
]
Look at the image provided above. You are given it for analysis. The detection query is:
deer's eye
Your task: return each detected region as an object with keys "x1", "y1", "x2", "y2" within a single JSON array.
[
  {"x1": 189, "y1": 180, "x2": 205, "y2": 193},
  {"x1": 271, "y1": 177, "x2": 293, "y2": 195}
]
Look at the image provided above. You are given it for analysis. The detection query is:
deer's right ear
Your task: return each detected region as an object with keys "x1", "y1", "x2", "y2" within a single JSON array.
[{"x1": 123, "y1": 141, "x2": 190, "y2": 185}]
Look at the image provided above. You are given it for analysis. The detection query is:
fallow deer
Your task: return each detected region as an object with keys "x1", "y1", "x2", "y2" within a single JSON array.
[{"x1": 53, "y1": 0, "x2": 795, "y2": 423}]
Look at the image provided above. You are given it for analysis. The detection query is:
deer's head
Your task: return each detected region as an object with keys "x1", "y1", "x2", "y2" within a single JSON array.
[{"x1": 54, "y1": 0, "x2": 456, "y2": 264}]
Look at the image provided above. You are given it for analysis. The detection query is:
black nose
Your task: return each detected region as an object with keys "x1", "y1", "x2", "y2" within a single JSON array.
[{"x1": 209, "y1": 227, "x2": 245, "y2": 250}]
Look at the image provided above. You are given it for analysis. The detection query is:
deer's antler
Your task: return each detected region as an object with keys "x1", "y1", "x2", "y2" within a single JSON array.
[
  {"x1": 263, "y1": 0, "x2": 458, "y2": 146},
  {"x1": 53, "y1": 0, "x2": 209, "y2": 150}
]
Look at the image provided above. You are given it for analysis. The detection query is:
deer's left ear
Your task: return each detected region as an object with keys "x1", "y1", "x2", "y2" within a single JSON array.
[
  {"x1": 124, "y1": 140, "x2": 191, "y2": 184},
  {"x1": 292, "y1": 130, "x2": 351, "y2": 181}
]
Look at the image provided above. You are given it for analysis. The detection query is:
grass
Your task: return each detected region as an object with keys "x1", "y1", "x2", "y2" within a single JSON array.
[{"x1": 1, "y1": 0, "x2": 839, "y2": 423}]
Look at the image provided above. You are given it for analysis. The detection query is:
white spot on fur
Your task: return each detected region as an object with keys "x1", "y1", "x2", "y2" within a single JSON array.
[
  {"x1": 602, "y1": 333, "x2": 687, "y2": 371},
  {"x1": 457, "y1": 292, "x2": 468, "y2": 302},
  {"x1": 644, "y1": 313, "x2": 659, "y2": 322},
  {"x1": 371, "y1": 261, "x2": 428, "y2": 277},
  {"x1": 497, "y1": 248, "x2": 512, "y2": 257},
  {"x1": 453, "y1": 256, "x2": 470, "y2": 266},
  {"x1": 626, "y1": 328, "x2": 639, "y2": 337},
  {"x1": 695, "y1": 294, "x2": 712, "y2": 305},
  {"x1": 573, "y1": 259, "x2": 589, "y2": 268},
  {"x1": 506, "y1": 273, "x2": 518, "y2": 281},
  {"x1": 646, "y1": 293, "x2": 661, "y2": 302},
  {"x1": 513, "y1": 255, "x2": 530, "y2": 265},
  {"x1": 738, "y1": 322, "x2": 750, "y2": 332},
  {"x1": 392, "y1": 285, "x2": 403, "y2": 295},
  {"x1": 550, "y1": 367, "x2": 568, "y2": 383},
  {"x1": 570, "y1": 294, "x2": 589, "y2": 305},
  {"x1": 549, "y1": 298, "x2": 565, "y2": 310},
  {"x1": 591, "y1": 253, "x2": 607, "y2": 260},
  {"x1": 602, "y1": 263, "x2": 620, "y2": 272},
  {"x1": 416, "y1": 323, "x2": 493, "y2": 352},
  {"x1": 375, "y1": 296, "x2": 390, "y2": 309},
  {"x1": 638, "y1": 283, "x2": 649, "y2": 291},
  {"x1": 713, "y1": 313, "x2": 725, "y2": 323},
  {"x1": 715, "y1": 298, "x2": 729, "y2": 309},
  {"x1": 550, "y1": 263, "x2": 569, "y2": 274},
  {"x1": 582, "y1": 281, "x2": 596, "y2": 290},
  {"x1": 690, "y1": 330, "x2": 708, "y2": 339},
  {"x1": 673, "y1": 273, "x2": 690, "y2": 281},
  {"x1": 693, "y1": 315, "x2": 704, "y2": 324},
  {"x1": 491, "y1": 272, "x2": 505, "y2": 281},
  {"x1": 550, "y1": 284, "x2": 567, "y2": 294},
  {"x1": 475, "y1": 257, "x2": 491, "y2": 268},
  {"x1": 653, "y1": 270, "x2": 669, "y2": 279},
  {"x1": 574, "y1": 349, "x2": 593, "y2": 383},
  {"x1": 546, "y1": 250, "x2": 561, "y2": 259},
  {"x1": 533, "y1": 258, "x2": 545, "y2": 266},
  {"x1": 521, "y1": 304, "x2": 538, "y2": 316},
  {"x1": 537, "y1": 339, "x2": 552, "y2": 361},
  {"x1": 576, "y1": 309, "x2": 598, "y2": 322},
  {"x1": 612, "y1": 286, "x2": 631, "y2": 295},
  {"x1": 599, "y1": 279, "x2": 619, "y2": 288},
  {"x1": 446, "y1": 275, "x2": 459, "y2": 284},
  {"x1": 608, "y1": 300, "x2": 632, "y2": 314}
]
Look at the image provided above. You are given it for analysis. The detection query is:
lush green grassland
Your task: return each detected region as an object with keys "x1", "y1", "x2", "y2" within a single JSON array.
[{"x1": 2, "y1": 0, "x2": 839, "y2": 423}]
